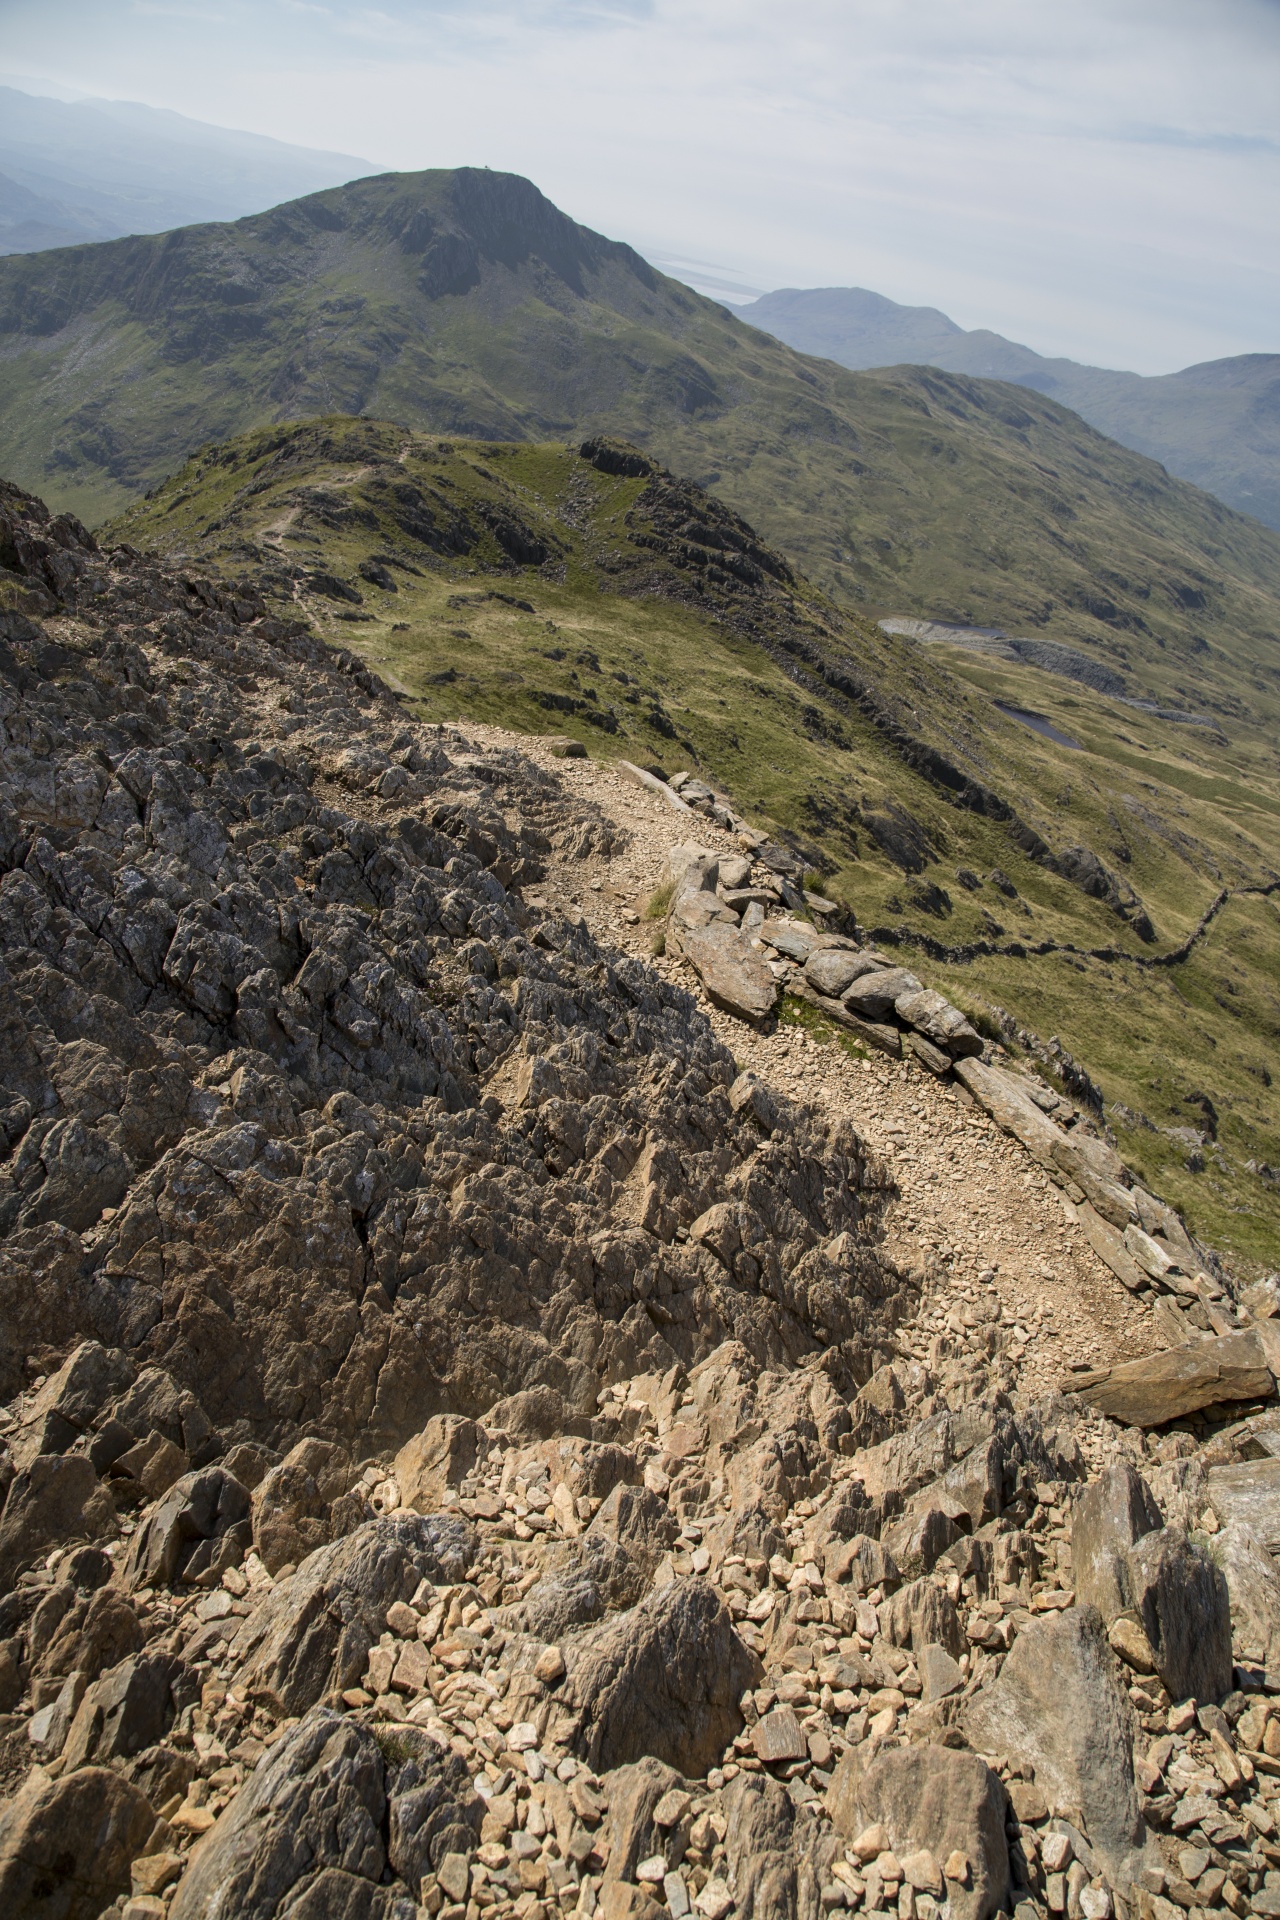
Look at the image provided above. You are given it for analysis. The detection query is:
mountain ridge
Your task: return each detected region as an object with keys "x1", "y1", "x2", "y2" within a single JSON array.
[
  {"x1": 2, "y1": 164, "x2": 1280, "y2": 755},
  {"x1": 740, "y1": 284, "x2": 1280, "y2": 531}
]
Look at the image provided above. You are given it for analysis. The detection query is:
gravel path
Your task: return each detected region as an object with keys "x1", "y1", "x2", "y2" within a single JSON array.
[{"x1": 461, "y1": 724, "x2": 1158, "y2": 1391}]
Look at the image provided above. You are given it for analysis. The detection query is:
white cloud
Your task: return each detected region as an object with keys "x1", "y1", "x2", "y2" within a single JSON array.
[{"x1": 2, "y1": 0, "x2": 1276, "y2": 370}]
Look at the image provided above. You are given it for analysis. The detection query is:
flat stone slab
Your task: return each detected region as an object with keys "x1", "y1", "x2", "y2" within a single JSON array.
[
  {"x1": 953, "y1": 1058, "x2": 1067, "y2": 1168},
  {"x1": 673, "y1": 920, "x2": 778, "y2": 1027},
  {"x1": 1066, "y1": 1330, "x2": 1273, "y2": 1427},
  {"x1": 1207, "y1": 1459, "x2": 1280, "y2": 1550}
]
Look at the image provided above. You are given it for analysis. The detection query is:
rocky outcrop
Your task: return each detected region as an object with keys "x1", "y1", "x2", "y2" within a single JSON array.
[{"x1": 1, "y1": 473, "x2": 1278, "y2": 1920}]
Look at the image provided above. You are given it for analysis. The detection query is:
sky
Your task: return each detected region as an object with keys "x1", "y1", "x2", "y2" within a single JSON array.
[{"x1": 1, "y1": 0, "x2": 1278, "y2": 373}]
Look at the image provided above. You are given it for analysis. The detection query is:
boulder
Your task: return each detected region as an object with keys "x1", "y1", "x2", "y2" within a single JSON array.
[
  {"x1": 1068, "y1": 1332, "x2": 1273, "y2": 1427},
  {"x1": 512, "y1": 1532, "x2": 649, "y2": 1640},
  {"x1": 0, "y1": 1762, "x2": 157, "y2": 1920},
  {"x1": 169, "y1": 1709, "x2": 412, "y2": 1920},
  {"x1": 894, "y1": 989, "x2": 984, "y2": 1058},
  {"x1": 61, "y1": 1651, "x2": 189, "y2": 1770},
  {"x1": 1050, "y1": 1136, "x2": 1134, "y2": 1229},
  {"x1": 1206, "y1": 1459, "x2": 1280, "y2": 1550},
  {"x1": 252, "y1": 1437, "x2": 361, "y2": 1576},
  {"x1": 8, "y1": 1341, "x2": 136, "y2": 1470},
  {"x1": 599, "y1": 1757, "x2": 686, "y2": 1884},
  {"x1": 588, "y1": 1482, "x2": 680, "y2": 1571},
  {"x1": 1125, "y1": 1526, "x2": 1232, "y2": 1704},
  {"x1": 229, "y1": 1514, "x2": 472, "y2": 1718},
  {"x1": 827, "y1": 1744, "x2": 1009, "y2": 1920},
  {"x1": 1075, "y1": 1203, "x2": 1149, "y2": 1292},
  {"x1": 879, "y1": 1576, "x2": 965, "y2": 1660},
  {"x1": 670, "y1": 920, "x2": 778, "y2": 1028},
  {"x1": 962, "y1": 1605, "x2": 1147, "y2": 1884},
  {"x1": 805, "y1": 950, "x2": 877, "y2": 998},
  {"x1": 724, "y1": 1772, "x2": 841, "y2": 1920},
  {"x1": 384, "y1": 1729, "x2": 484, "y2": 1889},
  {"x1": 485, "y1": 1387, "x2": 566, "y2": 1441},
  {"x1": 0, "y1": 1454, "x2": 116, "y2": 1593},
  {"x1": 1209, "y1": 1521, "x2": 1280, "y2": 1668},
  {"x1": 554, "y1": 1579, "x2": 758, "y2": 1776},
  {"x1": 1071, "y1": 1463, "x2": 1163, "y2": 1624},
  {"x1": 124, "y1": 1467, "x2": 251, "y2": 1591},
  {"x1": 842, "y1": 967, "x2": 923, "y2": 1020},
  {"x1": 394, "y1": 1416, "x2": 482, "y2": 1515},
  {"x1": 35, "y1": 1584, "x2": 145, "y2": 1685}
]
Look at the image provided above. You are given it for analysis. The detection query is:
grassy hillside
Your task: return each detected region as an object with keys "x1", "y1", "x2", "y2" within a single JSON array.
[
  {"x1": 106, "y1": 417, "x2": 1280, "y2": 1269},
  {"x1": 3, "y1": 164, "x2": 1280, "y2": 737},
  {"x1": 741, "y1": 286, "x2": 1280, "y2": 533}
]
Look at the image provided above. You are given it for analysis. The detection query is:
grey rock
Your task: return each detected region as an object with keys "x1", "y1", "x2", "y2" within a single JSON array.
[
  {"x1": 894, "y1": 988, "x2": 984, "y2": 1058},
  {"x1": 880, "y1": 1576, "x2": 965, "y2": 1660},
  {"x1": 485, "y1": 1387, "x2": 566, "y2": 1442},
  {"x1": 0, "y1": 1454, "x2": 116, "y2": 1593},
  {"x1": 1126, "y1": 1525, "x2": 1232, "y2": 1704},
  {"x1": 35, "y1": 1583, "x2": 144, "y2": 1684},
  {"x1": 962, "y1": 1605, "x2": 1147, "y2": 1884},
  {"x1": 599, "y1": 1756, "x2": 685, "y2": 1885},
  {"x1": 804, "y1": 949, "x2": 873, "y2": 998},
  {"x1": 827, "y1": 1744, "x2": 1009, "y2": 1920},
  {"x1": 842, "y1": 966, "x2": 924, "y2": 1019},
  {"x1": 724, "y1": 1771, "x2": 841, "y2": 1920},
  {"x1": 587, "y1": 1482, "x2": 679, "y2": 1571},
  {"x1": 394, "y1": 1416, "x2": 482, "y2": 1513},
  {"x1": 252, "y1": 1438, "x2": 361, "y2": 1577},
  {"x1": 125, "y1": 1466, "x2": 251, "y2": 1590},
  {"x1": 554, "y1": 1578, "x2": 758, "y2": 1776},
  {"x1": 383, "y1": 1729, "x2": 483, "y2": 1888},
  {"x1": 0, "y1": 1761, "x2": 156, "y2": 1920},
  {"x1": 168, "y1": 1709, "x2": 395, "y2": 1920},
  {"x1": 61, "y1": 1649, "x2": 187, "y2": 1769},
  {"x1": 1071, "y1": 1463, "x2": 1164, "y2": 1624},
  {"x1": 918, "y1": 1642, "x2": 965, "y2": 1701},
  {"x1": 1206, "y1": 1459, "x2": 1280, "y2": 1550},
  {"x1": 513, "y1": 1532, "x2": 649, "y2": 1639},
  {"x1": 8, "y1": 1341, "x2": 136, "y2": 1469},
  {"x1": 1209, "y1": 1520, "x2": 1280, "y2": 1668},
  {"x1": 230, "y1": 1513, "x2": 473, "y2": 1717},
  {"x1": 1068, "y1": 1332, "x2": 1273, "y2": 1427}
]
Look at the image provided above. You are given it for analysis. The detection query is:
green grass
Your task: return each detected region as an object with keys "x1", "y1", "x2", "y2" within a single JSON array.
[{"x1": 104, "y1": 416, "x2": 1280, "y2": 1269}]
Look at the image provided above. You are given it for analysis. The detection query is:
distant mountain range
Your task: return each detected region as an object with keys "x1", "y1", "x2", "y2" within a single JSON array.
[
  {"x1": 739, "y1": 286, "x2": 1280, "y2": 532},
  {"x1": 3, "y1": 162, "x2": 1279, "y2": 748},
  {"x1": 0, "y1": 84, "x2": 374, "y2": 254}
]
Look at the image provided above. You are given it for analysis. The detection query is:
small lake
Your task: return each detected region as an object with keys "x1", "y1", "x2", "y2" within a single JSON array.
[{"x1": 995, "y1": 702, "x2": 1083, "y2": 750}]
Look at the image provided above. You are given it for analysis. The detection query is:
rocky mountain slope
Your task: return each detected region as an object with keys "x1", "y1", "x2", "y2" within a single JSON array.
[
  {"x1": 102, "y1": 418, "x2": 1280, "y2": 1266},
  {"x1": 738, "y1": 290, "x2": 1280, "y2": 534},
  {"x1": 6, "y1": 471, "x2": 1280, "y2": 1920},
  {"x1": 3, "y1": 167, "x2": 1280, "y2": 717}
]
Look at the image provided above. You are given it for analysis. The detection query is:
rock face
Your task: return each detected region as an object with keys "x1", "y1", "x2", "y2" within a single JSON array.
[
  {"x1": 169, "y1": 1709, "x2": 423, "y2": 1920},
  {"x1": 963, "y1": 1606, "x2": 1148, "y2": 1884},
  {"x1": 229, "y1": 1514, "x2": 472, "y2": 1716},
  {"x1": 555, "y1": 1580, "x2": 758, "y2": 1776},
  {"x1": 0, "y1": 1763, "x2": 157, "y2": 1920},
  {"x1": 828, "y1": 1745, "x2": 1010, "y2": 1920},
  {"x1": 1072, "y1": 1463, "x2": 1164, "y2": 1622}
]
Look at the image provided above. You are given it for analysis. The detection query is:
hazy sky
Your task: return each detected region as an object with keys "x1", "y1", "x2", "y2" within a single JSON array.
[{"x1": 3, "y1": 0, "x2": 1278, "y2": 372}]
